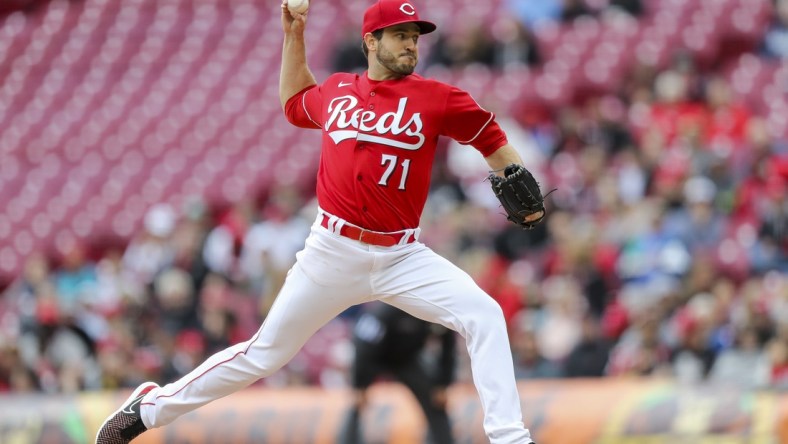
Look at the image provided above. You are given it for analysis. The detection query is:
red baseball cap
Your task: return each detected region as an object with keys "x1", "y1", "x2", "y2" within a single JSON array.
[{"x1": 361, "y1": 0, "x2": 437, "y2": 37}]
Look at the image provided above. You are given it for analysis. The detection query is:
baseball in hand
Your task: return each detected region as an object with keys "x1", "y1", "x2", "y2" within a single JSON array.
[{"x1": 287, "y1": 0, "x2": 309, "y2": 14}]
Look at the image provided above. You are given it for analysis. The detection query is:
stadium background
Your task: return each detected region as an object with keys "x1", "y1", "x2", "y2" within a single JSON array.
[{"x1": 0, "y1": 0, "x2": 787, "y2": 442}]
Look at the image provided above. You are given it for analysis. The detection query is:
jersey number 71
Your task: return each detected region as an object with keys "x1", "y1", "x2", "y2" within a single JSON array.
[{"x1": 378, "y1": 154, "x2": 411, "y2": 190}]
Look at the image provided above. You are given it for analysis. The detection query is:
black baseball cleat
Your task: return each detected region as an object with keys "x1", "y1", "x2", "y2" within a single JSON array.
[{"x1": 95, "y1": 382, "x2": 159, "y2": 444}]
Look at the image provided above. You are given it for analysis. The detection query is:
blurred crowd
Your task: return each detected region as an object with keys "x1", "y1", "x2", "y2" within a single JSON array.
[{"x1": 1, "y1": 0, "x2": 787, "y2": 395}]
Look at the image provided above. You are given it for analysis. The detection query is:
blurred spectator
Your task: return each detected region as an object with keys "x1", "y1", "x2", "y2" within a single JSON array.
[
  {"x1": 640, "y1": 69, "x2": 706, "y2": 146},
  {"x1": 170, "y1": 205, "x2": 212, "y2": 297},
  {"x1": 0, "y1": 343, "x2": 38, "y2": 392},
  {"x1": 670, "y1": 294, "x2": 718, "y2": 384},
  {"x1": 732, "y1": 141, "x2": 788, "y2": 273},
  {"x1": 551, "y1": 108, "x2": 587, "y2": 156},
  {"x1": 241, "y1": 185, "x2": 310, "y2": 314},
  {"x1": 26, "y1": 282, "x2": 101, "y2": 393},
  {"x1": 426, "y1": 21, "x2": 495, "y2": 68},
  {"x1": 661, "y1": 176, "x2": 727, "y2": 252},
  {"x1": 162, "y1": 329, "x2": 206, "y2": 381},
  {"x1": 510, "y1": 314, "x2": 563, "y2": 379},
  {"x1": 202, "y1": 200, "x2": 255, "y2": 279},
  {"x1": 607, "y1": 306, "x2": 672, "y2": 377},
  {"x1": 583, "y1": 96, "x2": 634, "y2": 155},
  {"x1": 197, "y1": 273, "x2": 246, "y2": 354},
  {"x1": 614, "y1": 148, "x2": 648, "y2": 206},
  {"x1": 534, "y1": 276, "x2": 586, "y2": 362},
  {"x1": 489, "y1": 16, "x2": 541, "y2": 69},
  {"x1": 614, "y1": 202, "x2": 691, "y2": 297},
  {"x1": 761, "y1": 0, "x2": 788, "y2": 59},
  {"x1": 95, "y1": 325, "x2": 138, "y2": 390},
  {"x1": 2, "y1": 253, "x2": 53, "y2": 335},
  {"x1": 563, "y1": 315, "x2": 613, "y2": 377},
  {"x1": 765, "y1": 335, "x2": 788, "y2": 388},
  {"x1": 539, "y1": 210, "x2": 615, "y2": 317},
  {"x1": 123, "y1": 204, "x2": 177, "y2": 285},
  {"x1": 752, "y1": 207, "x2": 788, "y2": 274},
  {"x1": 330, "y1": 27, "x2": 368, "y2": 74},
  {"x1": 53, "y1": 244, "x2": 97, "y2": 315},
  {"x1": 607, "y1": 0, "x2": 643, "y2": 16},
  {"x1": 560, "y1": 0, "x2": 594, "y2": 22},
  {"x1": 93, "y1": 249, "x2": 143, "y2": 316},
  {"x1": 476, "y1": 255, "x2": 531, "y2": 328},
  {"x1": 702, "y1": 76, "x2": 753, "y2": 154},
  {"x1": 708, "y1": 326, "x2": 770, "y2": 388},
  {"x1": 54, "y1": 244, "x2": 116, "y2": 351},
  {"x1": 731, "y1": 277, "x2": 779, "y2": 345},
  {"x1": 152, "y1": 268, "x2": 198, "y2": 335}
]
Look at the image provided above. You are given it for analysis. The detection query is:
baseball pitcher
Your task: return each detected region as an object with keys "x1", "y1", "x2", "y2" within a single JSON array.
[{"x1": 96, "y1": 1, "x2": 545, "y2": 443}]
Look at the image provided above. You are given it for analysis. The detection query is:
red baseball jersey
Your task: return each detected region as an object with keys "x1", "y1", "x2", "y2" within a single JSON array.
[{"x1": 284, "y1": 71, "x2": 507, "y2": 232}]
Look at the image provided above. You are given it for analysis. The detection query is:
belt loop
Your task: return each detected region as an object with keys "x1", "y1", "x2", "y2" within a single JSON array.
[
  {"x1": 335, "y1": 219, "x2": 346, "y2": 235},
  {"x1": 412, "y1": 227, "x2": 421, "y2": 242},
  {"x1": 328, "y1": 215, "x2": 339, "y2": 234},
  {"x1": 398, "y1": 229, "x2": 413, "y2": 245}
]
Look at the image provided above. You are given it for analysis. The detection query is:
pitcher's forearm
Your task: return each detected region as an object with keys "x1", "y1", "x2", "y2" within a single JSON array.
[
  {"x1": 279, "y1": 34, "x2": 317, "y2": 108},
  {"x1": 484, "y1": 144, "x2": 524, "y2": 176}
]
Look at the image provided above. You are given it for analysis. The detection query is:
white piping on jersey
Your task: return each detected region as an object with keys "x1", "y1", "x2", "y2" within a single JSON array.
[
  {"x1": 456, "y1": 111, "x2": 494, "y2": 144},
  {"x1": 302, "y1": 90, "x2": 320, "y2": 128}
]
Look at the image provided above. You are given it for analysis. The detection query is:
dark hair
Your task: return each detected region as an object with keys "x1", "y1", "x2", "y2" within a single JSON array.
[{"x1": 361, "y1": 29, "x2": 384, "y2": 57}]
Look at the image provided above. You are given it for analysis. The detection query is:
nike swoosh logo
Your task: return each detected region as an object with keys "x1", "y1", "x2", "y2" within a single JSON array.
[
  {"x1": 121, "y1": 393, "x2": 147, "y2": 415},
  {"x1": 338, "y1": 81, "x2": 352, "y2": 87}
]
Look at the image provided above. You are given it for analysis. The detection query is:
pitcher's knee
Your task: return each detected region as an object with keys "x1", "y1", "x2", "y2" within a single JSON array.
[{"x1": 480, "y1": 296, "x2": 506, "y2": 322}]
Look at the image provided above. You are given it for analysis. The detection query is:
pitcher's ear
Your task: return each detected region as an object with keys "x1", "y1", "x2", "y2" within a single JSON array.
[{"x1": 363, "y1": 32, "x2": 377, "y2": 51}]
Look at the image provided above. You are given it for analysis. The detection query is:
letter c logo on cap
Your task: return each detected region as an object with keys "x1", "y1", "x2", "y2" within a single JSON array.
[{"x1": 399, "y1": 3, "x2": 416, "y2": 15}]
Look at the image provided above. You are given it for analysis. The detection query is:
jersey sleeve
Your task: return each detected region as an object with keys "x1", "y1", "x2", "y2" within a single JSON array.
[
  {"x1": 283, "y1": 84, "x2": 322, "y2": 129},
  {"x1": 441, "y1": 87, "x2": 508, "y2": 157}
]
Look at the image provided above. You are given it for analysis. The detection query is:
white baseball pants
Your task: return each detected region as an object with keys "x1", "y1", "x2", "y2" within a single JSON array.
[{"x1": 139, "y1": 215, "x2": 533, "y2": 444}]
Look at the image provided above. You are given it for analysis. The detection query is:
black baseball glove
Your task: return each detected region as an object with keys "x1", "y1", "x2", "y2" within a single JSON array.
[{"x1": 489, "y1": 164, "x2": 547, "y2": 230}]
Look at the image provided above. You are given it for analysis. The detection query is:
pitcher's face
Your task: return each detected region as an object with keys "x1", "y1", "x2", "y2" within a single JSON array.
[{"x1": 375, "y1": 23, "x2": 420, "y2": 75}]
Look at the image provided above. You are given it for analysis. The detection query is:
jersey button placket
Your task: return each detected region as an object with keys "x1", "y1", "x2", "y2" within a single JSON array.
[
  {"x1": 368, "y1": 89, "x2": 376, "y2": 109},
  {"x1": 357, "y1": 91, "x2": 374, "y2": 219}
]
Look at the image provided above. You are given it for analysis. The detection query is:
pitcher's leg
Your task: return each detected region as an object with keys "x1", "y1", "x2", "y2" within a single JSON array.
[
  {"x1": 140, "y1": 262, "x2": 363, "y2": 428},
  {"x1": 376, "y1": 247, "x2": 532, "y2": 444}
]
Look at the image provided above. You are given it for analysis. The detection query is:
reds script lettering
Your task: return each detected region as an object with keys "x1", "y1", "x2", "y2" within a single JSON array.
[{"x1": 325, "y1": 95, "x2": 425, "y2": 150}]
